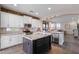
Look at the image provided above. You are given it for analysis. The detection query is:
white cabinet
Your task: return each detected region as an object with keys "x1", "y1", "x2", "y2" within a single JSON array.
[
  {"x1": 1, "y1": 34, "x2": 23, "y2": 49},
  {"x1": 1, "y1": 12, "x2": 24, "y2": 28},
  {"x1": 9, "y1": 13, "x2": 24, "y2": 27},
  {"x1": 1, "y1": 12, "x2": 41, "y2": 28},
  {"x1": 10, "y1": 35, "x2": 23, "y2": 46},
  {"x1": 23, "y1": 16, "x2": 32, "y2": 24},
  {"x1": 1, "y1": 36, "x2": 11, "y2": 48},
  {"x1": 8, "y1": 13, "x2": 17, "y2": 27},
  {"x1": 31, "y1": 19, "x2": 42, "y2": 29},
  {"x1": 1, "y1": 12, "x2": 9, "y2": 27},
  {"x1": 59, "y1": 33, "x2": 64, "y2": 45},
  {"x1": 18, "y1": 16, "x2": 24, "y2": 27},
  {"x1": 52, "y1": 32, "x2": 64, "y2": 46},
  {"x1": 18, "y1": 34, "x2": 23, "y2": 44},
  {"x1": 9, "y1": 35, "x2": 18, "y2": 46}
]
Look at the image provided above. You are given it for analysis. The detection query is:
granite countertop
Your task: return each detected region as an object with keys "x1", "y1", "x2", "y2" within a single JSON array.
[{"x1": 23, "y1": 32, "x2": 51, "y2": 40}]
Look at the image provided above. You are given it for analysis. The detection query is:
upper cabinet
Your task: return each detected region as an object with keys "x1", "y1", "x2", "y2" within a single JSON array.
[
  {"x1": 1, "y1": 12, "x2": 9, "y2": 27},
  {"x1": 19, "y1": 16, "x2": 24, "y2": 27},
  {"x1": 23, "y1": 16, "x2": 32, "y2": 24},
  {"x1": 9, "y1": 14, "x2": 24, "y2": 27},
  {"x1": 31, "y1": 19, "x2": 42, "y2": 28},
  {"x1": 23, "y1": 16, "x2": 42, "y2": 29},
  {"x1": 1, "y1": 12, "x2": 24, "y2": 28},
  {"x1": 0, "y1": 12, "x2": 41, "y2": 28}
]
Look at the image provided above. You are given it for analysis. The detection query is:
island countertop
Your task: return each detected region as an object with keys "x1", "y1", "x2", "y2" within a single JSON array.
[{"x1": 23, "y1": 32, "x2": 51, "y2": 40}]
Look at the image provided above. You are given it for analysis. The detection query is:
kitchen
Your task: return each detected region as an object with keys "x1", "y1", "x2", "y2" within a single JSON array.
[{"x1": 0, "y1": 4, "x2": 79, "y2": 54}]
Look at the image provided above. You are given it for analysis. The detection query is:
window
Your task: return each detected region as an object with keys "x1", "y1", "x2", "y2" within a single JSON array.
[{"x1": 56, "y1": 23, "x2": 61, "y2": 29}]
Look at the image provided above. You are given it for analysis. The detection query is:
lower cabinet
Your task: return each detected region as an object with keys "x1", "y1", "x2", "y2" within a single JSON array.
[
  {"x1": 18, "y1": 35, "x2": 23, "y2": 44},
  {"x1": 59, "y1": 33, "x2": 64, "y2": 45},
  {"x1": 0, "y1": 34, "x2": 23, "y2": 49},
  {"x1": 10, "y1": 35, "x2": 19, "y2": 46},
  {"x1": 52, "y1": 33, "x2": 64, "y2": 45},
  {"x1": 1, "y1": 36, "x2": 11, "y2": 48}
]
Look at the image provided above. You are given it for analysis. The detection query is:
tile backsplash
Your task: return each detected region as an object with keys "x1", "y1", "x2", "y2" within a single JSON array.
[{"x1": 0, "y1": 28, "x2": 23, "y2": 34}]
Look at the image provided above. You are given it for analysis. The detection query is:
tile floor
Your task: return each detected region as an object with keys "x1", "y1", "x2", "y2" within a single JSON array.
[{"x1": 0, "y1": 35, "x2": 79, "y2": 54}]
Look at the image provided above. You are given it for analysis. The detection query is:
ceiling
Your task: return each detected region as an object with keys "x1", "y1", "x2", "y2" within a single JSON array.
[
  {"x1": 1, "y1": 4, "x2": 79, "y2": 23},
  {"x1": 1, "y1": 4, "x2": 79, "y2": 18},
  {"x1": 51, "y1": 15, "x2": 79, "y2": 23}
]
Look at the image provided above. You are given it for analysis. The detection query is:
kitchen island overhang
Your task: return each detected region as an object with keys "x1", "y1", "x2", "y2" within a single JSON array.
[{"x1": 23, "y1": 32, "x2": 52, "y2": 54}]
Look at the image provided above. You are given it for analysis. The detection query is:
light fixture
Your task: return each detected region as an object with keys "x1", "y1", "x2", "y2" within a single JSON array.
[
  {"x1": 13, "y1": 4, "x2": 17, "y2": 6},
  {"x1": 35, "y1": 12, "x2": 39, "y2": 15},
  {"x1": 48, "y1": 7, "x2": 52, "y2": 10}
]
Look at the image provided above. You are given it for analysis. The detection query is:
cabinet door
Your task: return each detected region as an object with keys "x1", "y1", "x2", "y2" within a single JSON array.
[
  {"x1": 18, "y1": 35, "x2": 23, "y2": 44},
  {"x1": 10, "y1": 35, "x2": 23, "y2": 46},
  {"x1": 1, "y1": 12, "x2": 9, "y2": 27},
  {"x1": 9, "y1": 14, "x2": 24, "y2": 27},
  {"x1": 19, "y1": 16, "x2": 24, "y2": 27},
  {"x1": 1, "y1": 12, "x2": 24, "y2": 27},
  {"x1": 1, "y1": 35, "x2": 23, "y2": 49},
  {"x1": 1, "y1": 36, "x2": 10, "y2": 48},
  {"x1": 9, "y1": 14, "x2": 18, "y2": 27},
  {"x1": 8, "y1": 14, "x2": 14, "y2": 27},
  {"x1": 10, "y1": 35, "x2": 19, "y2": 46},
  {"x1": 59, "y1": 33, "x2": 64, "y2": 45},
  {"x1": 23, "y1": 16, "x2": 32, "y2": 24},
  {"x1": 23, "y1": 17, "x2": 27, "y2": 24},
  {"x1": 14, "y1": 15, "x2": 20, "y2": 27}
]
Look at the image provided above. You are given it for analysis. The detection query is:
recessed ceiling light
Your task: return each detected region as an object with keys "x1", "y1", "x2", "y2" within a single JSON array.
[
  {"x1": 48, "y1": 7, "x2": 52, "y2": 10},
  {"x1": 13, "y1": 4, "x2": 17, "y2": 6},
  {"x1": 36, "y1": 12, "x2": 39, "y2": 15}
]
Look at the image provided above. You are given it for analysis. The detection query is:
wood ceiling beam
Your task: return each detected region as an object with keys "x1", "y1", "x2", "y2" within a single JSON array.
[{"x1": 1, "y1": 6, "x2": 40, "y2": 20}]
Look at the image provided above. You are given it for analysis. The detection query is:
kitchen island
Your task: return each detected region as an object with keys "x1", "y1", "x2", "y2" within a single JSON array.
[{"x1": 23, "y1": 32, "x2": 51, "y2": 54}]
